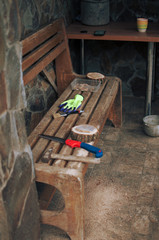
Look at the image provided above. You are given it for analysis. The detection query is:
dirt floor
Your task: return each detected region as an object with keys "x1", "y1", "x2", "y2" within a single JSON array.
[{"x1": 41, "y1": 96, "x2": 159, "y2": 240}]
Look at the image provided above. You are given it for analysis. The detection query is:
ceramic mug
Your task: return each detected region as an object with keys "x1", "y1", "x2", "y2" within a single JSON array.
[{"x1": 137, "y1": 18, "x2": 148, "y2": 33}]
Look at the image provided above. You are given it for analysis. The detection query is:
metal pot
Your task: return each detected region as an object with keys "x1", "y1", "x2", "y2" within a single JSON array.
[
  {"x1": 81, "y1": 0, "x2": 110, "y2": 26},
  {"x1": 143, "y1": 115, "x2": 159, "y2": 137}
]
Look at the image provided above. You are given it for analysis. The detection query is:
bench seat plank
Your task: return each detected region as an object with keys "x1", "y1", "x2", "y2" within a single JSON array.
[{"x1": 89, "y1": 77, "x2": 120, "y2": 131}]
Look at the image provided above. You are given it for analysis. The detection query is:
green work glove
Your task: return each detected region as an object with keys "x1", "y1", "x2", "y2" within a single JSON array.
[{"x1": 59, "y1": 94, "x2": 84, "y2": 113}]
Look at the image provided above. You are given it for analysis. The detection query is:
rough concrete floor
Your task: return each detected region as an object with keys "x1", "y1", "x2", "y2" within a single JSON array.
[{"x1": 41, "y1": 96, "x2": 159, "y2": 240}]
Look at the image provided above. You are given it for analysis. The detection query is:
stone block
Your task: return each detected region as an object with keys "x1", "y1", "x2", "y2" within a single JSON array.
[
  {"x1": 19, "y1": 0, "x2": 40, "y2": 37},
  {"x1": 0, "y1": 0, "x2": 21, "y2": 43},
  {"x1": 14, "y1": 183, "x2": 40, "y2": 240},
  {"x1": 0, "y1": 112, "x2": 12, "y2": 185},
  {"x1": 6, "y1": 45, "x2": 26, "y2": 110},
  {"x1": 0, "y1": 27, "x2": 5, "y2": 71},
  {"x1": 2, "y1": 152, "x2": 32, "y2": 234},
  {"x1": 14, "y1": 111, "x2": 28, "y2": 148},
  {"x1": 27, "y1": 87, "x2": 45, "y2": 112},
  {"x1": 0, "y1": 72, "x2": 7, "y2": 114},
  {"x1": 38, "y1": 0, "x2": 55, "y2": 24},
  {"x1": 10, "y1": 111, "x2": 28, "y2": 151}
]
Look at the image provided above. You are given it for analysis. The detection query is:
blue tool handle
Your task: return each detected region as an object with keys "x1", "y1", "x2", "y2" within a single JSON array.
[{"x1": 80, "y1": 142, "x2": 103, "y2": 158}]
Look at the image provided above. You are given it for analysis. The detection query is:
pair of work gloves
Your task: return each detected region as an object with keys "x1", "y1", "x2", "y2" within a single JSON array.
[{"x1": 59, "y1": 94, "x2": 83, "y2": 113}]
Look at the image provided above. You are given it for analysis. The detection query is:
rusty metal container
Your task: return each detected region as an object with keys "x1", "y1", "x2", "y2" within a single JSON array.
[{"x1": 81, "y1": 0, "x2": 109, "y2": 26}]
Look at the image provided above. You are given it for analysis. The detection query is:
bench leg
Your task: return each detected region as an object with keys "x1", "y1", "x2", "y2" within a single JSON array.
[
  {"x1": 35, "y1": 164, "x2": 85, "y2": 240},
  {"x1": 109, "y1": 78, "x2": 122, "y2": 128}
]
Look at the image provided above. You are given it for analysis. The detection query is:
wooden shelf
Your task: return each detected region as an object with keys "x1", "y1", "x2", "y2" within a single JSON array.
[{"x1": 67, "y1": 21, "x2": 159, "y2": 42}]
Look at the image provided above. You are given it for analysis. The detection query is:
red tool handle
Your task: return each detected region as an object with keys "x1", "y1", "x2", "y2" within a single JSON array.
[
  {"x1": 65, "y1": 139, "x2": 103, "y2": 158},
  {"x1": 65, "y1": 139, "x2": 81, "y2": 148}
]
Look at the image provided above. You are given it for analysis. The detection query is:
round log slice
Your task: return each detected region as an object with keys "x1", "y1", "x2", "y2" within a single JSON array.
[
  {"x1": 71, "y1": 124, "x2": 99, "y2": 142},
  {"x1": 86, "y1": 72, "x2": 105, "y2": 83}
]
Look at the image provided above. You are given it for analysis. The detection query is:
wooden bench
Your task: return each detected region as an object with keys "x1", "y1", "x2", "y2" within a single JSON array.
[{"x1": 22, "y1": 18, "x2": 122, "y2": 240}]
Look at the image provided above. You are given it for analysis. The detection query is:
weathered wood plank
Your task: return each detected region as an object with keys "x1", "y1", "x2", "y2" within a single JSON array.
[
  {"x1": 23, "y1": 41, "x2": 66, "y2": 85},
  {"x1": 22, "y1": 33, "x2": 64, "y2": 72},
  {"x1": 22, "y1": 19, "x2": 62, "y2": 55},
  {"x1": 89, "y1": 77, "x2": 120, "y2": 133},
  {"x1": 43, "y1": 67, "x2": 58, "y2": 93}
]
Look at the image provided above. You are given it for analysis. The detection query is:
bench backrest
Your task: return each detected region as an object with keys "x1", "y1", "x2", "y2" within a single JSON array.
[{"x1": 21, "y1": 18, "x2": 73, "y2": 94}]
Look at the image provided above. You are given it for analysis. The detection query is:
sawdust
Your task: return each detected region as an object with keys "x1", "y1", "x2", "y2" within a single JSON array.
[{"x1": 84, "y1": 177, "x2": 130, "y2": 240}]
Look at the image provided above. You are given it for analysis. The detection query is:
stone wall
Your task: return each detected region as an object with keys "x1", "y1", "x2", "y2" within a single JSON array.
[
  {"x1": 18, "y1": 0, "x2": 73, "y2": 40},
  {"x1": 0, "y1": 0, "x2": 40, "y2": 239}
]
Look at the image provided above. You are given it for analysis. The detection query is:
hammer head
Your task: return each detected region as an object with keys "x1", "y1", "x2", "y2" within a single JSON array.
[{"x1": 41, "y1": 148, "x2": 53, "y2": 163}]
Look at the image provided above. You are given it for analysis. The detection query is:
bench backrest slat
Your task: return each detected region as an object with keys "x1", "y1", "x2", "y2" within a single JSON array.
[
  {"x1": 21, "y1": 18, "x2": 72, "y2": 87},
  {"x1": 22, "y1": 19, "x2": 62, "y2": 55},
  {"x1": 23, "y1": 41, "x2": 66, "y2": 85},
  {"x1": 22, "y1": 33, "x2": 64, "y2": 72}
]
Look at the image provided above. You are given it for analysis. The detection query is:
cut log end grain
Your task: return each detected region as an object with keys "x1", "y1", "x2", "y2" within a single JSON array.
[
  {"x1": 86, "y1": 72, "x2": 106, "y2": 83},
  {"x1": 71, "y1": 124, "x2": 99, "y2": 142}
]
